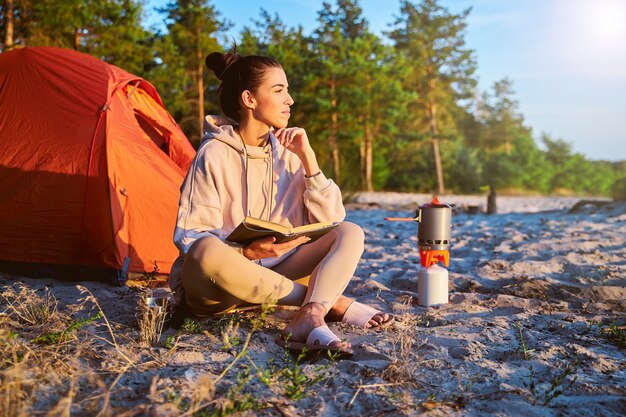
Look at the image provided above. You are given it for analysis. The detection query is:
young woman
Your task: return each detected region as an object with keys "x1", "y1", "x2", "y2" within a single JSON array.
[{"x1": 168, "y1": 51, "x2": 393, "y2": 355}]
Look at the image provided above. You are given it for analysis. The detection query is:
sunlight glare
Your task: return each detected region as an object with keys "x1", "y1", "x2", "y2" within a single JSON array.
[
  {"x1": 586, "y1": 0, "x2": 626, "y2": 42},
  {"x1": 551, "y1": 0, "x2": 626, "y2": 77}
]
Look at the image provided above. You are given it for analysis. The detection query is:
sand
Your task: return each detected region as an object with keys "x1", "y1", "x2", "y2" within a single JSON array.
[{"x1": 1, "y1": 193, "x2": 624, "y2": 416}]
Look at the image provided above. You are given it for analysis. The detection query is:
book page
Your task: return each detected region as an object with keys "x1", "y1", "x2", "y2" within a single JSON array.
[
  {"x1": 290, "y1": 221, "x2": 337, "y2": 234},
  {"x1": 242, "y1": 217, "x2": 289, "y2": 234}
]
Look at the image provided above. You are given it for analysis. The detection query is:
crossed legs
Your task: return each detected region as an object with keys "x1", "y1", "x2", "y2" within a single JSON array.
[
  {"x1": 181, "y1": 222, "x2": 364, "y2": 315},
  {"x1": 180, "y1": 222, "x2": 368, "y2": 350}
]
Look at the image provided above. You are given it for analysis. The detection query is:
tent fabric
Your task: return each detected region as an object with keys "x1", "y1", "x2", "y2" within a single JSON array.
[{"x1": 0, "y1": 46, "x2": 195, "y2": 275}]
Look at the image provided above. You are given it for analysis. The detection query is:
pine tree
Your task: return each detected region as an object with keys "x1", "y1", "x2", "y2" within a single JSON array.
[
  {"x1": 310, "y1": 4, "x2": 346, "y2": 182},
  {"x1": 1, "y1": 0, "x2": 15, "y2": 50},
  {"x1": 341, "y1": 17, "x2": 410, "y2": 190},
  {"x1": 388, "y1": 0, "x2": 477, "y2": 194},
  {"x1": 1, "y1": 0, "x2": 154, "y2": 75},
  {"x1": 156, "y1": 0, "x2": 226, "y2": 143}
]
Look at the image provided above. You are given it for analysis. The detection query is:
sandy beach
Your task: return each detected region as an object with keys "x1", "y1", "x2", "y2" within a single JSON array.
[{"x1": 1, "y1": 193, "x2": 624, "y2": 416}]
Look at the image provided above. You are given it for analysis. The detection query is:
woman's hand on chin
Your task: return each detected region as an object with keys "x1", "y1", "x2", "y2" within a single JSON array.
[{"x1": 273, "y1": 127, "x2": 313, "y2": 157}]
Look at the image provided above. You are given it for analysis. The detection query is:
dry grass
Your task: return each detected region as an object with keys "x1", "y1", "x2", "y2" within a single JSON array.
[
  {"x1": 381, "y1": 297, "x2": 423, "y2": 386},
  {"x1": 0, "y1": 273, "x2": 618, "y2": 416},
  {"x1": 0, "y1": 353, "x2": 29, "y2": 417},
  {"x1": 1, "y1": 284, "x2": 58, "y2": 326},
  {"x1": 137, "y1": 292, "x2": 170, "y2": 347},
  {"x1": 0, "y1": 283, "x2": 139, "y2": 417}
]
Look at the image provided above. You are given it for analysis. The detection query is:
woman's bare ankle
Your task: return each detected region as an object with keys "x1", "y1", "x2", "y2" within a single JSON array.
[
  {"x1": 300, "y1": 301, "x2": 327, "y2": 318},
  {"x1": 326, "y1": 296, "x2": 353, "y2": 320}
]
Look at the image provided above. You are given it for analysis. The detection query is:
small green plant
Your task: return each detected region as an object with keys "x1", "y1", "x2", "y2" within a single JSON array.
[
  {"x1": 164, "y1": 334, "x2": 179, "y2": 349},
  {"x1": 420, "y1": 374, "x2": 474, "y2": 411},
  {"x1": 258, "y1": 360, "x2": 277, "y2": 387},
  {"x1": 514, "y1": 322, "x2": 532, "y2": 360},
  {"x1": 162, "y1": 317, "x2": 205, "y2": 350},
  {"x1": 600, "y1": 322, "x2": 626, "y2": 349},
  {"x1": 250, "y1": 303, "x2": 276, "y2": 331},
  {"x1": 209, "y1": 370, "x2": 260, "y2": 416},
  {"x1": 218, "y1": 319, "x2": 243, "y2": 351},
  {"x1": 181, "y1": 317, "x2": 205, "y2": 334},
  {"x1": 0, "y1": 329, "x2": 18, "y2": 345},
  {"x1": 33, "y1": 312, "x2": 102, "y2": 344},
  {"x1": 281, "y1": 349, "x2": 336, "y2": 401},
  {"x1": 245, "y1": 355, "x2": 278, "y2": 387},
  {"x1": 527, "y1": 359, "x2": 578, "y2": 406},
  {"x1": 175, "y1": 304, "x2": 278, "y2": 416},
  {"x1": 163, "y1": 388, "x2": 187, "y2": 410}
]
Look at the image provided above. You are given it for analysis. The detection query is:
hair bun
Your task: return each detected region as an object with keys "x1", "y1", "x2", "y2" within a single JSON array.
[{"x1": 205, "y1": 52, "x2": 241, "y2": 80}]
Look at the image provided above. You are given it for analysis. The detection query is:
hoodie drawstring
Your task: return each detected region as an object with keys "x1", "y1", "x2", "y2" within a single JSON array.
[
  {"x1": 241, "y1": 139, "x2": 250, "y2": 217},
  {"x1": 239, "y1": 134, "x2": 274, "y2": 221}
]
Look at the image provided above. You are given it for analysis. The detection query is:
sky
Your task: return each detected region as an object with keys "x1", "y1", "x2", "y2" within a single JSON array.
[{"x1": 144, "y1": 0, "x2": 626, "y2": 161}]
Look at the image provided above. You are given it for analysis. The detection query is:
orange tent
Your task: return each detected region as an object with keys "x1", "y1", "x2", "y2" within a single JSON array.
[{"x1": 0, "y1": 46, "x2": 195, "y2": 282}]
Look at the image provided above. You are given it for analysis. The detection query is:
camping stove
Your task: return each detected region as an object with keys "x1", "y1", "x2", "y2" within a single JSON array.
[
  {"x1": 385, "y1": 197, "x2": 452, "y2": 306},
  {"x1": 416, "y1": 197, "x2": 452, "y2": 267},
  {"x1": 384, "y1": 196, "x2": 452, "y2": 267}
]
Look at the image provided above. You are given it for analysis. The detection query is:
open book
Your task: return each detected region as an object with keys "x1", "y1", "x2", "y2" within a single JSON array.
[{"x1": 226, "y1": 217, "x2": 340, "y2": 245}]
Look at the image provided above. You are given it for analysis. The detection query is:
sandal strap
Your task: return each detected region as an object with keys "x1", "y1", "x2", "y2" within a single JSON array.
[
  {"x1": 342, "y1": 301, "x2": 379, "y2": 327},
  {"x1": 306, "y1": 325, "x2": 341, "y2": 347}
]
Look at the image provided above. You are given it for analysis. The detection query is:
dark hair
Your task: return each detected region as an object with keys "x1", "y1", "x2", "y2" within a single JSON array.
[{"x1": 205, "y1": 52, "x2": 282, "y2": 121}]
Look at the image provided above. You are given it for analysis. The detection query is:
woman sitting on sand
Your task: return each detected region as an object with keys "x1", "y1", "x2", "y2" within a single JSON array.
[{"x1": 168, "y1": 51, "x2": 393, "y2": 356}]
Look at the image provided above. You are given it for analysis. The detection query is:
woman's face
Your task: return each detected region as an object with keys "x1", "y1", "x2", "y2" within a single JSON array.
[{"x1": 249, "y1": 67, "x2": 294, "y2": 129}]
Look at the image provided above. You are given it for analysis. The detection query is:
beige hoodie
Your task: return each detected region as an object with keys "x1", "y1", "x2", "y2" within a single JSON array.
[{"x1": 173, "y1": 115, "x2": 346, "y2": 268}]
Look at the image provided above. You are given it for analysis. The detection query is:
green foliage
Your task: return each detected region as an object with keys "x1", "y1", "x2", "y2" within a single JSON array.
[
  {"x1": 612, "y1": 177, "x2": 626, "y2": 201},
  {"x1": 214, "y1": 369, "x2": 260, "y2": 416},
  {"x1": 2, "y1": 0, "x2": 623, "y2": 194},
  {"x1": 151, "y1": 0, "x2": 227, "y2": 143},
  {"x1": 513, "y1": 322, "x2": 532, "y2": 360},
  {"x1": 443, "y1": 140, "x2": 482, "y2": 193},
  {"x1": 600, "y1": 322, "x2": 626, "y2": 349},
  {"x1": 281, "y1": 350, "x2": 334, "y2": 400},
  {"x1": 180, "y1": 317, "x2": 206, "y2": 334},
  {"x1": 541, "y1": 135, "x2": 618, "y2": 195},
  {"x1": 527, "y1": 360, "x2": 578, "y2": 406},
  {"x1": 385, "y1": 0, "x2": 478, "y2": 193},
  {"x1": 4, "y1": 0, "x2": 155, "y2": 74}
]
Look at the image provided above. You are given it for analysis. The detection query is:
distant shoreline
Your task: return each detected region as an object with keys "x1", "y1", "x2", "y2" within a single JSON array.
[{"x1": 347, "y1": 191, "x2": 613, "y2": 214}]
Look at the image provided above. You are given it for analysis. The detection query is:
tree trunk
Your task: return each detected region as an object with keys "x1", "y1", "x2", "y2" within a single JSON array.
[
  {"x1": 364, "y1": 75, "x2": 373, "y2": 191},
  {"x1": 425, "y1": 71, "x2": 445, "y2": 195},
  {"x1": 196, "y1": 29, "x2": 204, "y2": 139},
  {"x1": 359, "y1": 130, "x2": 365, "y2": 189},
  {"x1": 365, "y1": 121, "x2": 373, "y2": 191},
  {"x1": 428, "y1": 101, "x2": 445, "y2": 195},
  {"x1": 504, "y1": 135, "x2": 511, "y2": 155},
  {"x1": 74, "y1": 28, "x2": 80, "y2": 50},
  {"x1": 503, "y1": 117, "x2": 511, "y2": 155},
  {"x1": 329, "y1": 77, "x2": 340, "y2": 182},
  {"x1": 3, "y1": 0, "x2": 14, "y2": 50}
]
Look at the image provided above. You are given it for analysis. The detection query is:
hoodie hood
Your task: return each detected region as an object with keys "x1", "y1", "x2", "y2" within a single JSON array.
[{"x1": 203, "y1": 115, "x2": 276, "y2": 160}]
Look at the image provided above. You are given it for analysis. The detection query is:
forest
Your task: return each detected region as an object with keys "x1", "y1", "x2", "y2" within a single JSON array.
[{"x1": 2, "y1": 0, "x2": 624, "y2": 196}]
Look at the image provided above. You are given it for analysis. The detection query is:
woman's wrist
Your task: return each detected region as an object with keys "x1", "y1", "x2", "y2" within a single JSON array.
[{"x1": 298, "y1": 148, "x2": 321, "y2": 177}]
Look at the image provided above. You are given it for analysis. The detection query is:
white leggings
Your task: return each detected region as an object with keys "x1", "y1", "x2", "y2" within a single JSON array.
[{"x1": 179, "y1": 222, "x2": 364, "y2": 316}]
